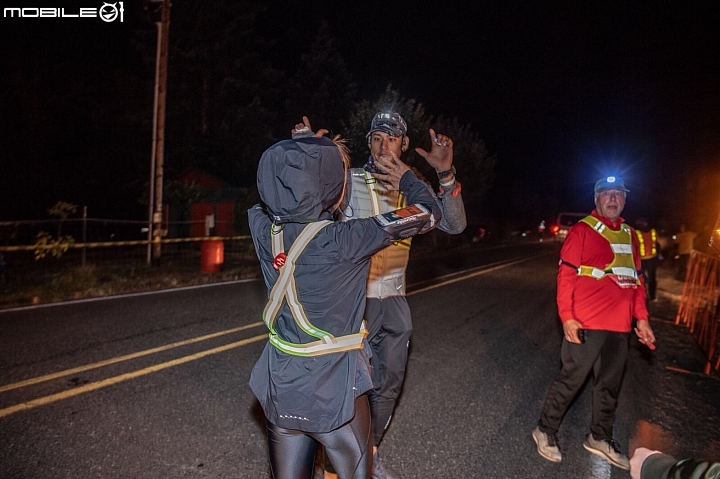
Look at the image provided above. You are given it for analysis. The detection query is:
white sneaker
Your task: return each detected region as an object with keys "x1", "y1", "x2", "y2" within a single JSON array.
[
  {"x1": 583, "y1": 434, "x2": 630, "y2": 470},
  {"x1": 532, "y1": 427, "x2": 562, "y2": 463}
]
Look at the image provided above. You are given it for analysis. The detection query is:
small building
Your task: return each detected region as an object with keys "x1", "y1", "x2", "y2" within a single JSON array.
[{"x1": 171, "y1": 168, "x2": 245, "y2": 238}]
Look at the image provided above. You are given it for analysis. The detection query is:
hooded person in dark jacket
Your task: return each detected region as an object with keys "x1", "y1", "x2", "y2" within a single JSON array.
[{"x1": 248, "y1": 135, "x2": 442, "y2": 479}]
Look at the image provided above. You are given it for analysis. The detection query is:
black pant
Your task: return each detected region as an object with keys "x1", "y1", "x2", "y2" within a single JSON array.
[
  {"x1": 325, "y1": 297, "x2": 411, "y2": 475},
  {"x1": 640, "y1": 257, "x2": 658, "y2": 300},
  {"x1": 539, "y1": 330, "x2": 629, "y2": 441},
  {"x1": 365, "y1": 297, "x2": 412, "y2": 446},
  {"x1": 267, "y1": 395, "x2": 372, "y2": 479},
  {"x1": 677, "y1": 254, "x2": 690, "y2": 280}
]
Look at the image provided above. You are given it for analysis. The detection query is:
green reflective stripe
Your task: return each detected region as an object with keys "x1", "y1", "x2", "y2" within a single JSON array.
[
  {"x1": 268, "y1": 322, "x2": 368, "y2": 357},
  {"x1": 284, "y1": 262, "x2": 331, "y2": 339},
  {"x1": 263, "y1": 221, "x2": 332, "y2": 339},
  {"x1": 262, "y1": 220, "x2": 370, "y2": 357},
  {"x1": 285, "y1": 222, "x2": 333, "y2": 339}
]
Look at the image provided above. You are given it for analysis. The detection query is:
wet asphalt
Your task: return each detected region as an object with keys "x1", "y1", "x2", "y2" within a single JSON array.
[{"x1": 0, "y1": 244, "x2": 717, "y2": 479}]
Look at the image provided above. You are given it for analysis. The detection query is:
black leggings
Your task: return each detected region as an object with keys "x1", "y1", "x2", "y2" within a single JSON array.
[{"x1": 267, "y1": 395, "x2": 372, "y2": 479}]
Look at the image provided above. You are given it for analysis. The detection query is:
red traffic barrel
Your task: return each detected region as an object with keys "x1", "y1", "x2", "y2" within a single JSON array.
[{"x1": 200, "y1": 240, "x2": 224, "y2": 273}]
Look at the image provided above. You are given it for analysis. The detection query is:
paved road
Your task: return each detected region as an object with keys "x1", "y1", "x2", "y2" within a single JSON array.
[{"x1": 1, "y1": 242, "x2": 718, "y2": 478}]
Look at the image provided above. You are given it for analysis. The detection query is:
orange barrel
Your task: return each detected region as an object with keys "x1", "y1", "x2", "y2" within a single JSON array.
[{"x1": 200, "y1": 240, "x2": 224, "y2": 273}]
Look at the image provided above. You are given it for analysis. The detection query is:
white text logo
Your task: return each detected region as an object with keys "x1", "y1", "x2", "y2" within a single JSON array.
[{"x1": 4, "y1": 2, "x2": 124, "y2": 22}]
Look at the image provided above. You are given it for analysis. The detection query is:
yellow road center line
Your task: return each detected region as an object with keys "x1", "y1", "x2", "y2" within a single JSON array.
[
  {"x1": 0, "y1": 322, "x2": 264, "y2": 393},
  {"x1": 0, "y1": 252, "x2": 550, "y2": 419},
  {"x1": 0, "y1": 334, "x2": 268, "y2": 419}
]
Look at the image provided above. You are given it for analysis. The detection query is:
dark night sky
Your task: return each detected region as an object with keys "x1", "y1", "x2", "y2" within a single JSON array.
[
  {"x1": 261, "y1": 1, "x2": 720, "y2": 221},
  {"x1": 2, "y1": 1, "x2": 719, "y2": 226}
]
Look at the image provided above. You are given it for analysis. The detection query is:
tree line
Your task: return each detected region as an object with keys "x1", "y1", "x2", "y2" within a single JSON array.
[{"x1": 0, "y1": 0, "x2": 495, "y2": 223}]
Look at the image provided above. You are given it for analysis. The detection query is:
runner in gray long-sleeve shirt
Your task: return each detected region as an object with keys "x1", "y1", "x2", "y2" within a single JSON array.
[{"x1": 293, "y1": 112, "x2": 467, "y2": 479}]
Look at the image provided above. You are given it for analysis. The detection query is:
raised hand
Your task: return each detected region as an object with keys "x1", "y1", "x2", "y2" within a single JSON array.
[
  {"x1": 291, "y1": 116, "x2": 329, "y2": 138},
  {"x1": 415, "y1": 128, "x2": 453, "y2": 172}
]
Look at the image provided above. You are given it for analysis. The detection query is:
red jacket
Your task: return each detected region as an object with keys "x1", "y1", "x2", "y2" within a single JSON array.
[{"x1": 557, "y1": 210, "x2": 649, "y2": 332}]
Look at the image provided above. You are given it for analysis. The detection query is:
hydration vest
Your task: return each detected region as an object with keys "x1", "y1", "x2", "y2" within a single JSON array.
[
  {"x1": 263, "y1": 221, "x2": 368, "y2": 356},
  {"x1": 635, "y1": 228, "x2": 657, "y2": 259},
  {"x1": 341, "y1": 168, "x2": 411, "y2": 298},
  {"x1": 574, "y1": 216, "x2": 640, "y2": 289}
]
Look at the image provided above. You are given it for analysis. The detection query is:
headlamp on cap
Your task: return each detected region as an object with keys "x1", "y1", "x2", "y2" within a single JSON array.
[
  {"x1": 366, "y1": 112, "x2": 408, "y2": 138},
  {"x1": 594, "y1": 176, "x2": 630, "y2": 194}
]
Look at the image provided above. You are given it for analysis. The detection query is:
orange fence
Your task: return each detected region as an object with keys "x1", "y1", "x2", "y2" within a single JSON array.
[{"x1": 675, "y1": 250, "x2": 720, "y2": 375}]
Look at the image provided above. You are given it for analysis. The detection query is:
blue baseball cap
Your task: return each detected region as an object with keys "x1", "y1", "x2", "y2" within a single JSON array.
[
  {"x1": 366, "y1": 112, "x2": 408, "y2": 138},
  {"x1": 594, "y1": 176, "x2": 629, "y2": 193}
]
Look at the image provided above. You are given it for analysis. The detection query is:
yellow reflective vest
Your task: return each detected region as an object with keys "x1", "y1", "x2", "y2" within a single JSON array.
[
  {"x1": 341, "y1": 169, "x2": 411, "y2": 298},
  {"x1": 635, "y1": 228, "x2": 657, "y2": 260},
  {"x1": 576, "y1": 216, "x2": 640, "y2": 289}
]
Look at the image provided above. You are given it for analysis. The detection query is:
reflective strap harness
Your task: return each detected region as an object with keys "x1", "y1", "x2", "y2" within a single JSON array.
[
  {"x1": 635, "y1": 228, "x2": 657, "y2": 259},
  {"x1": 362, "y1": 170, "x2": 411, "y2": 250},
  {"x1": 263, "y1": 221, "x2": 368, "y2": 357},
  {"x1": 363, "y1": 170, "x2": 383, "y2": 217},
  {"x1": 559, "y1": 259, "x2": 642, "y2": 280},
  {"x1": 565, "y1": 216, "x2": 640, "y2": 286}
]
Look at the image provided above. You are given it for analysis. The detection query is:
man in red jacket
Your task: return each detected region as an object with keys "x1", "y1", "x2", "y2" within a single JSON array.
[{"x1": 532, "y1": 176, "x2": 656, "y2": 470}]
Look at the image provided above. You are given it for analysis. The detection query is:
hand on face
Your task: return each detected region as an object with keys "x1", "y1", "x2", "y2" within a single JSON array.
[
  {"x1": 371, "y1": 152, "x2": 410, "y2": 191},
  {"x1": 415, "y1": 128, "x2": 454, "y2": 172}
]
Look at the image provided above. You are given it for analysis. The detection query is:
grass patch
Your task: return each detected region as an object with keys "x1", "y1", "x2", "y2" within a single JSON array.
[{"x1": 0, "y1": 262, "x2": 260, "y2": 310}]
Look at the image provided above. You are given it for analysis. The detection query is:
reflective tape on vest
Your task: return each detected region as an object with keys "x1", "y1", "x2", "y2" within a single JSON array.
[
  {"x1": 576, "y1": 216, "x2": 641, "y2": 287},
  {"x1": 577, "y1": 266, "x2": 638, "y2": 280},
  {"x1": 343, "y1": 168, "x2": 411, "y2": 298},
  {"x1": 611, "y1": 243, "x2": 632, "y2": 254},
  {"x1": 264, "y1": 221, "x2": 369, "y2": 357},
  {"x1": 635, "y1": 228, "x2": 657, "y2": 259}
]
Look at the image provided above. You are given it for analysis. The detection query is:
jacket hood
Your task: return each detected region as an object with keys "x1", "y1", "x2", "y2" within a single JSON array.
[{"x1": 257, "y1": 137, "x2": 344, "y2": 224}]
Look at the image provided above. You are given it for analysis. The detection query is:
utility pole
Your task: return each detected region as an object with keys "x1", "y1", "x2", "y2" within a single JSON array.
[{"x1": 147, "y1": 0, "x2": 171, "y2": 265}]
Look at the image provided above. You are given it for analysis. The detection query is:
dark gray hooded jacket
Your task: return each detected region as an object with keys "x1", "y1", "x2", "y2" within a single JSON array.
[{"x1": 248, "y1": 137, "x2": 441, "y2": 432}]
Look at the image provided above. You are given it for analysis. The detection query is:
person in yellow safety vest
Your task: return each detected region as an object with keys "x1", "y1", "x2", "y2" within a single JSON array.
[
  {"x1": 533, "y1": 176, "x2": 655, "y2": 471},
  {"x1": 634, "y1": 218, "x2": 659, "y2": 301}
]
